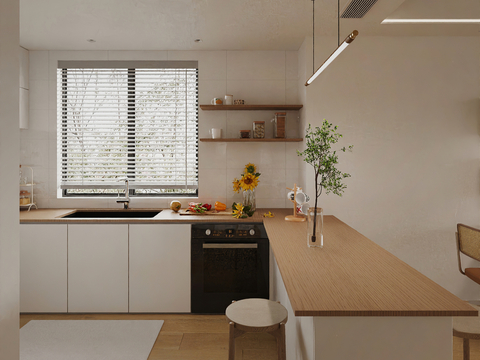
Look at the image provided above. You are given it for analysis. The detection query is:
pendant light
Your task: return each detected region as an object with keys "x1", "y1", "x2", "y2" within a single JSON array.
[{"x1": 305, "y1": 0, "x2": 359, "y2": 86}]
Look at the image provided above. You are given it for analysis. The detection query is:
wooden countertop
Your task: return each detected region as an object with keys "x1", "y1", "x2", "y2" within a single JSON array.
[
  {"x1": 263, "y1": 210, "x2": 477, "y2": 317},
  {"x1": 19, "y1": 208, "x2": 264, "y2": 223},
  {"x1": 20, "y1": 208, "x2": 477, "y2": 317}
]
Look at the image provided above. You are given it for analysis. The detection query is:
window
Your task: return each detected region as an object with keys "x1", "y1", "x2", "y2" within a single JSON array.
[{"x1": 57, "y1": 61, "x2": 198, "y2": 196}]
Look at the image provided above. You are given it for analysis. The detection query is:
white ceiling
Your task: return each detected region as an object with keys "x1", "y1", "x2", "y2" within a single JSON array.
[{"x1": 20, "y1": 0, "x2": 480, "y2": 51}]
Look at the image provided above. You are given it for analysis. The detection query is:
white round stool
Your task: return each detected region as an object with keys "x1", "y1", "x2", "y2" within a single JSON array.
[{"x1": 226, "y1": 298, "x2": 288, "y2": 360}]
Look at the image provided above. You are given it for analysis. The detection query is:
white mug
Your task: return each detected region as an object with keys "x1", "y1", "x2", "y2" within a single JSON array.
[
  {"x1": 300, "y1": 203, "x2": 310, "y2": 214},
  {"x1": 296, "y1": 192, "x2": 306, "y2": 205},
  {"x1": 225, "y1": 94, "x2": 233, "y2": 105},
  {"x1": 209, "y1": 128, "x2": 222, "y2": 139},
  {"x1": 211, "y1": 98, "x2": 223, "y2": 105}
]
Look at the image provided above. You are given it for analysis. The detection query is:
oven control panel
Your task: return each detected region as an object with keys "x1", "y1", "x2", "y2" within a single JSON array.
[
  {"x1": 192, "y1": 224, "x2": 266, "y2": 239},
  {"x1": 204, "y1": 228, "x2": 251, "y2": 238}
]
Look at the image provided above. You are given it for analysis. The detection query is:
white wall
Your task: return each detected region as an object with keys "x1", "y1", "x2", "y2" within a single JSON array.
[
  {"x1": 21, "y1": 50, "x2": 303, "y2": 209},
  {"x1": 0, "y1": 0, "x2": 20, "y2": 358},
  {"x1": 301, "y1": 36, "x2": 480, "y2": 300}
]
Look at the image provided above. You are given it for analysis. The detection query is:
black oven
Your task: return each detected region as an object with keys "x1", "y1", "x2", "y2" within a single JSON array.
[{"x1": 191, "y1": 223, "x2": 270, "y2": 314}]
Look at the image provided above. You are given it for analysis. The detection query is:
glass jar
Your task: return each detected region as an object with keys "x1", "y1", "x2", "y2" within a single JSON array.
[
  {"x1": 274, "y1": 112, "x2": 286, "y2": 138},
  {"x1": 307, "y1": 207, "x2": 323, "y2": 248},
  {"x1": 240, "y1": 130, "x2": 251, "y2": 139},
  {"x1": 20, "y1": 190, "x2": 31, "y2": 205},
  {"x1": 253, "y1": 121, "x2": 265, "y2": 139}
]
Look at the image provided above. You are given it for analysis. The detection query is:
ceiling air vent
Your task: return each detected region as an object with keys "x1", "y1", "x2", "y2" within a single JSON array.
[{"x1": 341, "y1": 0, "x2": 378, "y2": 18}]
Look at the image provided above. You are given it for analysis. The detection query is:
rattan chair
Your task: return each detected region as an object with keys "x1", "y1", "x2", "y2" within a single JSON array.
[{"x1": 456, "y1": 224, "x2": 480, "y2": 285}]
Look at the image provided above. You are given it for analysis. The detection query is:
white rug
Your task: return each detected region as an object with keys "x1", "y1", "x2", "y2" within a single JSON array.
[{"x1": 20, "y1": 320, "x2": 163, "y2": 360}]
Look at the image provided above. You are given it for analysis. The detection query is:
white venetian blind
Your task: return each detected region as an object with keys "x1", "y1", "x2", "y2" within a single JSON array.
[{"x1": 57, "y1": 61, "x2": 198, "y2": 195}]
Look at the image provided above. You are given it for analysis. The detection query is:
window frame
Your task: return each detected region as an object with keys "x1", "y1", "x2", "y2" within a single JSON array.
[{"x1": 58, "y1": 61, "x2": 199, "y2": 198}]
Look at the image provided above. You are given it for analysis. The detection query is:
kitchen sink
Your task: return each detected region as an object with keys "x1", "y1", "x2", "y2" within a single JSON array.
[{"x1": 61, "y1": 210, "x2": 162, "y2": 218}]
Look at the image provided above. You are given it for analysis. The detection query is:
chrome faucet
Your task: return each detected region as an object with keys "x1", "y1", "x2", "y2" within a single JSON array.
[{"x1": 116, "y1": 178, "x2": 130, "y2": 209}]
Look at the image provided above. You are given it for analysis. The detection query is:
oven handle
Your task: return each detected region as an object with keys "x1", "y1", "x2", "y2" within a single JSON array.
[{"x1": 202, "y1": 243, "x2": 258, "y2": 249}]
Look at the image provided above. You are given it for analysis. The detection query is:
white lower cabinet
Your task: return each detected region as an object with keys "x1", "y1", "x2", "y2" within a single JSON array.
[
  {"x1": 129, "y1": 224, "x2": 191, "y2": 313},
  {"x1": 68, "y1": 224, "x2": 129, "y2": 313},
  {"x1": 20, "y1": 224, "x2": 68, "y2": 312}
]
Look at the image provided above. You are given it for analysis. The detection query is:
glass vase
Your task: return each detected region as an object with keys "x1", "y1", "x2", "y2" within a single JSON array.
[
  {"x1": 242, "y1": 189, "x2": 256, "y2": 212},
  {"x1": 307, "y1": 207, "x2": 323, "y2": 248}
]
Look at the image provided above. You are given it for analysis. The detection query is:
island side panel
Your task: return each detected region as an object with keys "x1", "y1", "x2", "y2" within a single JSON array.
[
  {"x1": 272, "y1": 251, "x2": 315, "y2": 360},
  {"x1": 314, "y1": 316, "x2": 452, "y2": 360}
]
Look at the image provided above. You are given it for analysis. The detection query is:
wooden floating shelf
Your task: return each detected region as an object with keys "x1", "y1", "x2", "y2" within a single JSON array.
[
  {"x1": 200, "y1": 138, "x2": 303, "y2": 142},
  {"x1": 199, "y1": 104, "x2": 303, "y2": 111}
]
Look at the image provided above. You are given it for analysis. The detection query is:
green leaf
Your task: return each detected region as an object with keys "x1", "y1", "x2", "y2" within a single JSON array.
[{"x1": 297, "y1": 120, "x2": 353, "y2": 201}]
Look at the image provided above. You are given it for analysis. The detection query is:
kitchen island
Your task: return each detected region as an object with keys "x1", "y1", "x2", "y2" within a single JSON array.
[
  {"x1": 263, "y1": 210, "x2": 476, "y2": 360},
  {"x1": 20, "y1": 208, "x2": 476, "y2": 359}
]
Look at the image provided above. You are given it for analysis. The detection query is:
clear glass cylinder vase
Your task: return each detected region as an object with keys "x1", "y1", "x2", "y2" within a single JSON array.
[
  {"x1": 242, "y1": 189, "x2": 256, "y2": 212},
  {"x1": 307, "y1": 207, "x2": 323, "y2": 248}
]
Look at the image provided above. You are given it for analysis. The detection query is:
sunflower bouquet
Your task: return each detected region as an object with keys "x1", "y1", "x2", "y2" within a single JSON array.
[
  {"x1": 232, "y1": 163, "x2": 261, "y2": 193},
  {"x1": 232, "y1": 163, "x2": 261, "y2": 218}
]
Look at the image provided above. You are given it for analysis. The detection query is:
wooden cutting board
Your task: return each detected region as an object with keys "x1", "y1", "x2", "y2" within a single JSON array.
[{"x1": 178, "y1": 208, "x2": 233, "y2": 216}]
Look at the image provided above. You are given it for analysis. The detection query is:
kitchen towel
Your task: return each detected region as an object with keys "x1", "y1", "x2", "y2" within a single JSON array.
[{"x1": 20, "y1": 320, "x2": 163, "y2": 360}]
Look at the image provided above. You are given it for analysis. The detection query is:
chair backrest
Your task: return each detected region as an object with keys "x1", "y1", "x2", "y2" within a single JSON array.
[{"x1": 457, "y1": 224, "x2": 480, "y2": 262}]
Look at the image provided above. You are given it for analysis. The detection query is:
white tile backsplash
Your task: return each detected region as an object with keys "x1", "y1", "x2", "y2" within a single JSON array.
[
  {"x1": 22, "y1": 49, "x2": 300, "y2": 209},
  {"x1": 226, "y1": 80, "x2": 286, "y2": 105},
  {"x1": 48, "y1": 80, "x2": 57, "y2": 111},
  {"x1": 198, "y1": 80, "x2": 227, "y2": 105},
  {"x1": 20, "y1": 109, "x2": 49, "y2": 140},
  {"x1": 198, "y1": 167, "x2": 227, "y2": 202},
  {"x1": 224, "y1": 111, "x2": 275, "y2": 139},
  {"x1": 199, "y1": 111, "x2": 228, "y2": 139},
  {"x1": 20, "y1": 138, "x2": 49, "y2": 168},
  {"x1": 286, "y1": 80, "x2": 299, "y2": 104},
  {"x1": 286, "y1": 143, "x2": 302, "y2": 169},
  {"x1": 198, "y1": 142, "x2": 227, "y2": 169},
  {"x1": 29, "y1": 80, "x2": 49, "y2": 110},
  {"x1": 226, "y1": 143, "x2": 287, "y2": 170},
  {"x1": 256, "y1": 198, "x2": 286, "y2": 209},
  {"x1": 256, "y1": 167, "x2": 287, "y2": 199}
]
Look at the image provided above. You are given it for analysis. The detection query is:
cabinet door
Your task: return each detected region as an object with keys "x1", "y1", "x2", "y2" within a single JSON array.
[
  {"x1": 20, "y1": 224, "x2": 67, "y2": 312},
  {"x1": 129, "y1": 224, "x2": 191, "y2": 312},
  {"x1": 68, "y1": 224, "x2": 128, "y2": 313}
]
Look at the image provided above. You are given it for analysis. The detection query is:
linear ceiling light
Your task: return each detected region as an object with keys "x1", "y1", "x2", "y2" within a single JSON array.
[
  {"x1": 305, "y1": 31, "x2": 358, "y2": 86},
  {"x1": 382, "y1": 19, "x2": 480, "y2": 24},
  {"x1": 305, "y1": 0, "x2": 359, "y2": 86}
]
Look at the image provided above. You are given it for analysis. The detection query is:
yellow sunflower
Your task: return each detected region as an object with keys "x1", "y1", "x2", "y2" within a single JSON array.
[
  {"x1": 244, "y1": 163, "x2": 257, "y2": 174},
  {"x1": 232, "y1": 203, "x2": 244, "y2": 219},
  {"x1": 239, "y1": 173, "x2": 259, "y2": 191},
  {"x1": 232, "y1": 178, "x2": 241, "y2": 193}
]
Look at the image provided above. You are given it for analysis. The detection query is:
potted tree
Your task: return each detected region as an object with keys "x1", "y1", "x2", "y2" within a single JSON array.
[{"x1": 297, "y1": 120, "x2": 353, "y2": 247}]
